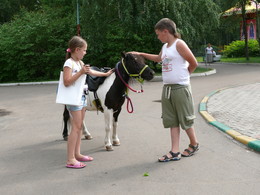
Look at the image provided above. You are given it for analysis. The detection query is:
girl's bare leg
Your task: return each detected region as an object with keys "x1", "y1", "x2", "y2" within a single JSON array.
[
  {"x1": 74, "y1": 108, "x2": 87, "y2": 159},
  {"x1": 67, "y1": 110, "x2": 83, "y2": 164}
]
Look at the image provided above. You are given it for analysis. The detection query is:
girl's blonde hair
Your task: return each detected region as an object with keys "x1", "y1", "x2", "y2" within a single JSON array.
[{"x1": 66, "y1": 36, "x2": 87, "y2": 59}]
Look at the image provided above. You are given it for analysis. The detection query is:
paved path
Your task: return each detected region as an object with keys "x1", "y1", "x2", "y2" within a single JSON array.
[
  {"x1": 207, "y1": 83, "x2": 260, "y2": 139},
  {"x1": 0, "y1": 62, "x2": 259, "y2": 195},
  {"x1": 200, "y1": 82, "x2": 260, "y2": 152}
]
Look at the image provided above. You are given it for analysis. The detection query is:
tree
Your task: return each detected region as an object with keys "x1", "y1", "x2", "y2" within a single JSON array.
[
  {"x1": 0, "y1": 0, "x2": 222, "y2": 82},
  {"x1": 220, "y1": 0, "x2": 260, "y2": 60},
  {"x1": 0, "y1": 6, "x2": 75, "y2": 82},
  {"x1": 0, "y1": 0, "x2": 40, "y2": 24},
  {"x1": 252, "y1": 0, "x2": 260, "y2": 54},
  {"x1": 241, "y1": 0, "x2": 249, "y2": 60},
  {"x1": 80, "y1": 0, "x2": 220, "y2": 66}
]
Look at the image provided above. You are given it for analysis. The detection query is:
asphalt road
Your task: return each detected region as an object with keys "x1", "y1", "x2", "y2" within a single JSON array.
[{"x1": 0, "y1": 63, "x2": 259, "y2": 195}]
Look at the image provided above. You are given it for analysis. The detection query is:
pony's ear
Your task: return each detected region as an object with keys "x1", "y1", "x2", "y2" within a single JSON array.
[{"x1": 121, "y1": 52, "x2": 126, "y2": 58}]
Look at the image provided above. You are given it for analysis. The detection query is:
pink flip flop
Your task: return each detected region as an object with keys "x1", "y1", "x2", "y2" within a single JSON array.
[
  {"x1": 76, "y1": 155, "x2": 94, "y2": 162},
  {"x1": 66, "y1": 161, "x2": 86, "y2": 169}
]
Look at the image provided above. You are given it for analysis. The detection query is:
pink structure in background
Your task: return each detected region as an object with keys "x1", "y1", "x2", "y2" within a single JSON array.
[{"x1": 223, "y1": 0, "x2": 259, "y2": 40}]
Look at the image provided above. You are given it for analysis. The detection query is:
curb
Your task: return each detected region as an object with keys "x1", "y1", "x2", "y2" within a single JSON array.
[
  {"x1": 199, "y1": 88, "x2": 260, "y2": 152},
  {"x1": 0, "y1": 81, "x2": 58, "y2": 87},
  {"x1": 191, "y1": 69, "x2": 216, "y2": 77},
  {"x1": 0, "y1": 69, "x2": 217, "y2": 86},
  {"x1": 150, "y1": 68, "x2": 216, "y2": 82}
]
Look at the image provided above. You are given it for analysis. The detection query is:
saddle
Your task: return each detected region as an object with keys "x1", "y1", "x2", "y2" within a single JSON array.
[
  {"x1": 86, "y1": 66, "x2": 111, "y2": 112},
  {"x1": 86, "y1": 66, "x2": 111, "y2": 91}
]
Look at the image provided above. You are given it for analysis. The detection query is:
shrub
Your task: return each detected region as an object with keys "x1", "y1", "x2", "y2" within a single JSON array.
[
  {"x1": 223, "y1": 40, "x2": 260, "y2": 57},
  {"x1": 0, "y1": 7, "x2": 75, "y2": 82}
]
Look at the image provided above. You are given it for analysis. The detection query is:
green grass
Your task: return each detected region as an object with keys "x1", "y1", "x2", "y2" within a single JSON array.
[
  {"x1": 220, "y1": 57, "x2": 260, "y2": 63},
  {"x1": 154, "y1": 66, "x2": 212, "y2": 75},
  {"x1": 196, "y1": 56, "x2": 260, "y2": 63},
  {"x1": 196, "y1": 57, "x2": 204, "y2": 62},
  {"x1": 194, "y1": 66, "x2": 213, "y2": 73}
]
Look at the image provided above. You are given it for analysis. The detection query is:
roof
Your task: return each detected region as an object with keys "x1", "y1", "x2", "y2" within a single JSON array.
[{"x1": 222, "y1": 1, "x2": 260, "y2": 16}]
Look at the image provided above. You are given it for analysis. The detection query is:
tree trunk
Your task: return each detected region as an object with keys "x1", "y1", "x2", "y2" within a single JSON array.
[
  {"x1": 254, "y1": 1, "x2": 260, "y2": 55},
  {"x1": 241, "y1": 0, "x2": 249, "y2": 60}
]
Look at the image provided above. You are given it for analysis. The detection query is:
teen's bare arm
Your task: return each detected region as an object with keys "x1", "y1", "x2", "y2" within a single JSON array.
[
  {"x1": 176, "y1": 40, "x2": 198, "y2": 74},
  {"x1": 130, "y1": 51, "x2": 162, "y2": 63}
]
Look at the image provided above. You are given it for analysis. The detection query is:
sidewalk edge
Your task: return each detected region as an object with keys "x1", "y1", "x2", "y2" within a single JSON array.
[
  {"x1": 0, "y1": 81, "x2": 59, "y2": 87},
  {"x1": 199, "y1": 87, "x2": 260, "y2": 152},
  {"x1": 0, "y1": 69, "x2": 216, "y2": 86}
]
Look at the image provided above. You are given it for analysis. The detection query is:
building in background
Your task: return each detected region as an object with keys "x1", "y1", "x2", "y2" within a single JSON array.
[{"x1": 223, "y1": 0, "x2": 259, "y2": 40}]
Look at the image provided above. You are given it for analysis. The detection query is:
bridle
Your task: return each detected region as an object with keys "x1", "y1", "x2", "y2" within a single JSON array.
[
  {"x1": 116, "y1": 58, "x2": 148, "y2": 93},
  {"x1": 115, "y1": 58, "x2": 149, "y2": 113}
]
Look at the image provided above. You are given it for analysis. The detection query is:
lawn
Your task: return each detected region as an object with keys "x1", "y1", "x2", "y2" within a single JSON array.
[
  {"x1": 154, "y1": 66, "x2": 213, "y2": 75},
  {"x1": 194, "y1": 66, "x2": 213, "y2": 73},
  {"x1": 196, "y1": 56, "x2": 260, "y2": 63}
]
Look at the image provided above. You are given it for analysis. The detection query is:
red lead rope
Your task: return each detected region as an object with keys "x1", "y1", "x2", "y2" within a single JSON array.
[
  {"x1": 124, "y1": 94, "x2": 134, "y2": 113},
  {"x1": 116, "y1": 62, "x2": 144, "y2": 113},
  {"x1": 116, "y1": 63, "x2": 144, "y2": 93}
]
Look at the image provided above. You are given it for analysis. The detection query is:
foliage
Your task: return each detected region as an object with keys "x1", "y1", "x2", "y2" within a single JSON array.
[
  {"x1": 0, "y1": 0, "x2": 75, "y2": 24},
  {"x1": 80, "y1": 0, "x2": 221, "y2": 66},
  {"x1": 0, "y1": 0, "x2": 41, "y2": 24},
  {"x1": 218, "y1": 0, "x2": 260, "y2": 58},
  {"x1": 0, "y1": 0, "x2": 222, "y2": 82},
  {"x1": 213, "y1": 1, "x2": 251, "y2": 46},
  {"x1": 223, "y1": 39, "x2": 260, "y2": 57},
  {"x1": 0, "y1": 7, "x2": 75, "y2": 82}
]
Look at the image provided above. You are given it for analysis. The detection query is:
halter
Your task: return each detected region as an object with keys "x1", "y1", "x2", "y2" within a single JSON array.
[
  {"x1": 115, "y1": 58, "x2": 149, "y2": 113},
  {"x1": 121, "y1": 58, "x2": 148, "y2": 84},
  {"x1": 116, "y1": 58, "x2": 148, "y2": 93}
]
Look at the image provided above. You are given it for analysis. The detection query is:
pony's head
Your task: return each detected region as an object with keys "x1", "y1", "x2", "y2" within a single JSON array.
[{"x1": 121, "y1": 52, "x2": 155, "y2": 81}]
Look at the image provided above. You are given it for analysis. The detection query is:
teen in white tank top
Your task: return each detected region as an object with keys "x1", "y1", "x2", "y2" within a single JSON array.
[{"x1": 161, "y1": 39, "x2": 190, "y2": 85}]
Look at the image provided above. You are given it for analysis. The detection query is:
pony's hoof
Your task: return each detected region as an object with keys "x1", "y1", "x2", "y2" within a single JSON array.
[
  {"x1": 106, "y1": 146, "x2": 114, "y2": 151},
  {"x1": 112, "y1": 141, "x2": 120, "y2": 146},
  {"x1": 85, "y1": 135, "x2": 93, "y2": 140},
  {"x1": 63, "y1": 136, "x2": 68, "y2": 141}
]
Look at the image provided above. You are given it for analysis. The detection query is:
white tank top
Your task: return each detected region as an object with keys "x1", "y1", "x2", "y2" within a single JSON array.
[
  {"x1": 161, "y1": 39, "x2": 190, "y2": 85},
  {"x1": 64, "y1": 58, "x2": 82, "y2": 73},
  {"x1": 63, "y1": 58, "x2": 88, "y2": 94}
]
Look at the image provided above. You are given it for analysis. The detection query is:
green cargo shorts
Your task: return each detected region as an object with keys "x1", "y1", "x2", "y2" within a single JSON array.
[{"x1": 161, "y1": 84, "x2": 196, "y2": 130}]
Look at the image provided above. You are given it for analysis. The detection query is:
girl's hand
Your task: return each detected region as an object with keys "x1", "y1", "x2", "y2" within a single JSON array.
[
  {"x1": 81, "y1": 64, "x2": 91, "y2": 74},
  {"x1": 106, "y1": 69, "x2": 114, "y2": 76}
]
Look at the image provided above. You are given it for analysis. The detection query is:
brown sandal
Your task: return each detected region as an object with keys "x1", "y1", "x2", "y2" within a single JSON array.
[
  {"x1": 181, "y1": 143, "x2": 199, "y2": 157},
  {"x1": 158, "y1": 151, "x2": 181, "y2": 162}
]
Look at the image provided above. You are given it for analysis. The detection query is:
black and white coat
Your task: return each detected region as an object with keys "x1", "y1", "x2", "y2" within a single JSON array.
[{"x1": 62, "y1": 52, "x2": 155, "y2": 151}]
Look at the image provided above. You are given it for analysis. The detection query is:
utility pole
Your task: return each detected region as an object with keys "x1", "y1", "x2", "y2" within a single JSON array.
[{"x1": 77, "y1": 0, "x2": 81, "y2": 36}]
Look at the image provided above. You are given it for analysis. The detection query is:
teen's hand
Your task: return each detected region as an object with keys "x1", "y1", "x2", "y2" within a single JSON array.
[{"x1": 129, "y1": 51, "x2": 140, "y2": 55}]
